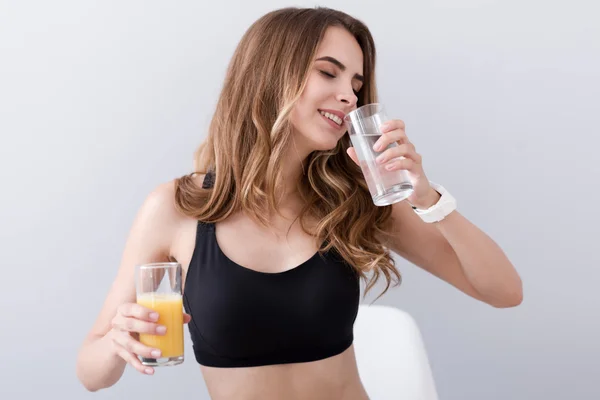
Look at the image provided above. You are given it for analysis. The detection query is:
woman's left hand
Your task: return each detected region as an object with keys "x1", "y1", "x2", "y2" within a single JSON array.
[{"x1": 346, "y1": 119, "x2": 440, "y2": 209}]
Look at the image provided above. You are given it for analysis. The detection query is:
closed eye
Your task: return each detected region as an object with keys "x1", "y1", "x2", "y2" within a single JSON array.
[{"x1": 319, "y1": 71, "x2": 361, "y2": 95}]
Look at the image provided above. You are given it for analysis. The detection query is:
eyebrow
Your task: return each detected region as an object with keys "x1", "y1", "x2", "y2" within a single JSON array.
[{"x1": 316, "y1": 56, "x2": 364, "y2": 82}]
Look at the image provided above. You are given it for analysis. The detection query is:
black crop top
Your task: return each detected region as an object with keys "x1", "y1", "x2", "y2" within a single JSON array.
[{"x1": 182, "y1": 173, "x2": 360, "y2": 368}]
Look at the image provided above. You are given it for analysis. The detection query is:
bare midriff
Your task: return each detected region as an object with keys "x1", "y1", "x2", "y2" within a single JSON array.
[{"x1": 199, "y1": 345, "x2": 370, "y2": 400}]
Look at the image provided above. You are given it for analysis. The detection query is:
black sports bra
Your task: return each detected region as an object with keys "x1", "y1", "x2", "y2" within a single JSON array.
[{"x1": 182, "y1": 172, "x2": 360, "y2": 368}]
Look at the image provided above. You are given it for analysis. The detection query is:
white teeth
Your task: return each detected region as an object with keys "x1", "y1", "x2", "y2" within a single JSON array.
[{"x1": 320, "y1": 111, "x2": 342, "y2": 126}]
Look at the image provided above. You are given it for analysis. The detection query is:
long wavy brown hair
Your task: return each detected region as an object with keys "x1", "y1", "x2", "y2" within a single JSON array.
[{"x1": 174, "y1": 7, "x2": 401, "y2": 300}]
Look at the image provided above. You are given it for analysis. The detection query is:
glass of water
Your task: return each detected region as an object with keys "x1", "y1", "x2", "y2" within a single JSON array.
[{"x1": 344, "y1": 103, "x2": 414, "y2": 206}]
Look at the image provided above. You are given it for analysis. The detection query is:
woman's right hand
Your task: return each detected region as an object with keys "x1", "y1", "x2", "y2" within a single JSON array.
[{"x1": 106, "y1": 303, "x2": 167, "y2": 375}]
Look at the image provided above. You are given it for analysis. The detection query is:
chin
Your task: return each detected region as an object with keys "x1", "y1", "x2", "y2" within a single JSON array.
[
  {"x1": 310, "y1": 136, "x2": 341, "y2": 152},
  {"x1": 293, "y1": 122, "x2": 345, "y2": 153},
  {"x1": 311, "y1": 127, "x2": 346, "y2": 151}
]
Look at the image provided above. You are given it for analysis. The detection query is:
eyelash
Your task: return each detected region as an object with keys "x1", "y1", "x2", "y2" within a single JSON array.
[{"x1": 319, "y1": 70, "x2": 361, "y2": 95}]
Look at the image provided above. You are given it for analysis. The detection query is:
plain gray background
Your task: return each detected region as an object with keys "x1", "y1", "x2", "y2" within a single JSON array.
[{"x1": 1, "y1": 0, "x2": 598, "y2": 398}]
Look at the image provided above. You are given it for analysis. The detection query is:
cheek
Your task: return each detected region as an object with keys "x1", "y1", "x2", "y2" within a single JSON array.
[
  {"x1": 289, "y1": 104, "x2": 309, "y2": 135},
  {"x1": 298, "y1": 76, "x2": 323, "y2": 112},
  {"x1": 291, "y1": 98, "x2": 315, "y2": 129},
  {"x1": 291, "y1": 76, "x2": 323, "y2": 130}
]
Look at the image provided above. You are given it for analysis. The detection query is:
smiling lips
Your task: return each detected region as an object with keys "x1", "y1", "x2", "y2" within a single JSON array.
[{"x1": 318, "y1": 109, "x2": 345, "y2": 128}]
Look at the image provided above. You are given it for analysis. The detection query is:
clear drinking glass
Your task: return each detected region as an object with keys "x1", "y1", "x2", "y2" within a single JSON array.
[
  {"x1": 135, "y1": 262, "x2": 184, "y2": 366},
  {"x1": 345, "y1": 103, "x2": 414, "y2": 206}
]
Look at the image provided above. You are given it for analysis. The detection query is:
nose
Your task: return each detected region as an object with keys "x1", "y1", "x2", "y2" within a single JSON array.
[{"x1": 336, "y1": 91, "x2": 358, "y2": 109}]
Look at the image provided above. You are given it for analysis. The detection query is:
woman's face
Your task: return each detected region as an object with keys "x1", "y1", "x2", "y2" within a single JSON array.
[{"x1": 289, "y1": 26, "x2": 365, "y2": 155}]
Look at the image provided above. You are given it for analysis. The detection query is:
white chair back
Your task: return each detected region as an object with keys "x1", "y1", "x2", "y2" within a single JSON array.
[{"x1": 353, "y1": 305, "x2": 439, "y2": 400}]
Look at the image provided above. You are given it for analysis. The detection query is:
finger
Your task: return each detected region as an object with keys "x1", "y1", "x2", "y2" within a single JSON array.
[
  {"x1": 384, "y1": 157, "x2": 416, "y2": 172},
  {"x1": 113, "y1": 317, "x2": 166, "y2": 335},
  {"x1": 380, "y1": 119, "x2": 406, "y2": 133},
  {"x1": 373, "y1": 128, "x2": 409, "y2": 151},
  {"x1": 375, "y1": 144, "x2": 418, "y2": 165},
  {"x1": 112, "y1": 331, "x2": 163, "y2": 360},
  {"x1": 118, "y1": 303, "x2": 159, "y2": 322},
  {"x1": 116, "y1": 347, "x2": 155, "y2": 375},
  {"x1": 346, "y1": 147, "x2": 359, "y2": 166},
  {"x1": 183, "y1": 313, "x2": 192, "y2": 324}
]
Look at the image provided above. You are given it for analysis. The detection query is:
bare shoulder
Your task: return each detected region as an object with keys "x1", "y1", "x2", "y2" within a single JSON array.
[
  {"x1": 130, "y1": 177, "x2": 203, "y2": 251},
  {"x1": 150, "y1": 173, "x2": 207, "y2": 232},
  {"x1": 139, "y1": 180, "x2": 185, "y2": 226},
  {"x1": 146, "y1": 171, "x2": 206, "y2": 211}
]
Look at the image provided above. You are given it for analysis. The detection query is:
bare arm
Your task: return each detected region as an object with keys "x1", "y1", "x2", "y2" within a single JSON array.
[
  {"x1": 347, "y1": 118, "x2": 522, "y2": 308},
  {"x1": 76, "y1": 181, "x2": 184, "y2": 391},
  {"x1": 385, "y1": 198, "x2": 523, "y2": 308}
]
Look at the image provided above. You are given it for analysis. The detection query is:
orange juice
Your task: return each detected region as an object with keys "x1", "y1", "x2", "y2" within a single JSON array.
[{"x1": 137, "y1": 293, "x2": 184, "y2": 358}]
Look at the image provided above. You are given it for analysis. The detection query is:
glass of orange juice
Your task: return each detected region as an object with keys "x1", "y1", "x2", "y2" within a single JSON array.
[{"x1": 135, "y1": 262, "x2": 184, "y2": 367}]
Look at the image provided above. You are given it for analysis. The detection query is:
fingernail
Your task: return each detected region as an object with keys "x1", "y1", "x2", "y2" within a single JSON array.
[
  {"x1": 156, "y1": 325, "x2": 167, "y2": 334},
  {"x1": 380, "y1": 122, "x2": 389, "y2": 131},
  {"x1": 372, "y1": 141, "x2": 381, "y2": 151},
  {"x1": 149, "y1": 312, "x2": 159, "y2": 321},
  {"x1": 376, "y1": 154, "x2": 385, "y2": 163},
  {"x1": 145, "y1": 368, "x2": 154, "y2": 375},
  {"x1": 151, "y1": 350, "x2": 161, "y2": 358}
]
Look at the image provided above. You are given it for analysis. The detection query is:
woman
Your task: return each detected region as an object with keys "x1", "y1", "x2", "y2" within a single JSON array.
[{"x1": 76, "y1": 6, "x2": 523, "y2": 399}]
